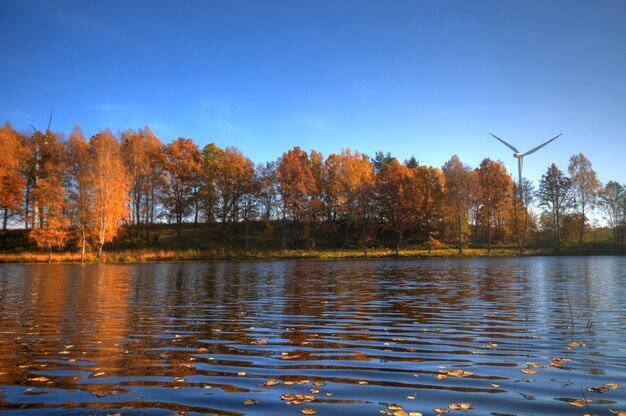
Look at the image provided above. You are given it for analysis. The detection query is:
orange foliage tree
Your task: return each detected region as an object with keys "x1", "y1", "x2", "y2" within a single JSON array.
[
  {"x1": 475, "y1": 158, "x2": 513, "y2": 252},
  {"x1": 442, "y1": 155, "x2": 474, "y2": 254},
  {"x1": 87, "y1": 130, "x2": 130, "y2": 259},
  {"x1": 376, "y1": 159, "x2": 415, "y2": 256},
  {"x1": 65, "y1": 124, "x2": 91, "y2": 261},
  {"x1": 163, "y1": 138, "x2": 202, "y2": 241},
  {"x1": 277, "y1": 147, "x2": 316, "y2": 248},
  {"x1": 0, "y1": 124, "x2": 28, "y2": 244},
  {"x1": 26, "y1": 127, "x2": 69, "y2": 259},
  {"x1": 121, "y1": 127, "x2": 165, "y2": 239}
]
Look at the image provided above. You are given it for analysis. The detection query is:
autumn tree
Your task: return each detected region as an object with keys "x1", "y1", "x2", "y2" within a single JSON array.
[
  {"x1": 64, "y1": 125, "x2": 91, "y2": 261},
  {"x1": 599, "y1": 181, "x2": 625, "y2": 247},
  {"x1": 26, "y1": 127, "x2": 69, "y2": 258},
  {"x1": 214, "y1": 146, "x2": 256, "y2": 224},
  {"x1": 376, "y1": 159, "x2": 414, "y2": 256},
  {"x1": 410, "y1": 165, "x2": 445, "y2": 252},
  {"x1": 327, "y1": 149, "x2": 375, "y2": 252},
  {"x1": 0, "y1": 125, "x2": 28, "y2": 245},
  {"x1": 517, "y1": 177, "x2": 536, "y2": 252},
  {"x1": 475, "y1": 158, "x2": 513, "y2": 252},
  {"x1": 163, "y1": 138, "x2": 202, "y2": 241},
  {"x1": 87, "y1": 130, "x2": 130, "y2": 259},
  {"x1": 257, "y1": 161, "x2": 279, "y2": 224},
  {"x1": 199, "y1": 143, "x2": 222, "y2": 236},
  {"x1": 538, "y1": 163, "x2": 572, "y2": 251},
  {"x1": 568, "y1": 153, "x2": 601, "y2": 247},
  {"x1": 442, "y1": 155, "x2": 473, "y2": 254},
  {"x1": 277, "y1": 147, "x2": 316, "y2": 248},
  {"x1": 121, "y1": 127, "x2": 165, "y2": 239}
]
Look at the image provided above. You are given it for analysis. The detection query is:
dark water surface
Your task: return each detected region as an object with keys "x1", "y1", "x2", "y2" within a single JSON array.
[{"x1": 1, "y1": 257, "x2": 625, "y2": 415}]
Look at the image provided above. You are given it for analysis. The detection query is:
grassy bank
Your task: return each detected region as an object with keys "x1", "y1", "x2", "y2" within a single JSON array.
[{"x1": 2, "y1": 246, "x2": 623, "y2": 264}]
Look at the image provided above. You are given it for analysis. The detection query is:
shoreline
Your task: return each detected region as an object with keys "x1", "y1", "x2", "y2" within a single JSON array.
[{"x1": 1, "y1": 246, "x2": 623, "y2": 264}]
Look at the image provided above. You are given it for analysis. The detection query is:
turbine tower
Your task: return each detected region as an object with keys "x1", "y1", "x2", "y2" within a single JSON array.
[{"x1": 489, "y1": 132, "x2": 562, "y2": 198}]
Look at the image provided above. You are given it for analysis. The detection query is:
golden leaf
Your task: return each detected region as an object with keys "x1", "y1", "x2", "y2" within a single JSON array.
[
  {"x1": 606, "y1": 383, "x2": 623, "y2": 390},
  {"x1": 520, "y1": 368, "x2": 536, "y2": 375},
  {"x1": 301, "y1": 408, "x2": 317, "y2": 415},
  {"x1": 587, "y1": 385, "x2": 609, "y2": 393},
  {"x1": 264, "y1": 379, "x2": 280, "y2": 387},
  {"x1": 388, "y1": 404, "x2": 403, "y2": 410},
  {"x1": 434, "y1": 408, "x2": 449, "y2": 414},
  {"x1": 448, "y1": 403, "x2": 473, "y2": 410},
  {"x1": 243, "y1": 399, "x2": 259, "y2": 405}
]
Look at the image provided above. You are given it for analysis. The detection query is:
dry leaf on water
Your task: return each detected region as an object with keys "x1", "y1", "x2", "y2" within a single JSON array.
[
  {"x1": 587, "y1": 385, "x2": 610, "y2": 393},
  {"x1": 448, "y1": 403, "x2": 473, "y2": 410},
  {"x1": 243, "y1": 399, "x2": 259, "y2": 405},
  {"x1": 301, "y1": 409, "x2": 317, "y2": 415},
  {"x1": 570, "y1": 399, "x2": 593, "y2": 407}
]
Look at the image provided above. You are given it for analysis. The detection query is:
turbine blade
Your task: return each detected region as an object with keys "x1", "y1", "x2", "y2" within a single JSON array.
[
  {"x1": 489, "y1": 133, "x2": 520, "y2": 153},
  {"x1": 523, "y1": 133, "x2": 563, "y2": 156}
]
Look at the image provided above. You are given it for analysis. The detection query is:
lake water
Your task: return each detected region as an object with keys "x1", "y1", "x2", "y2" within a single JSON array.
[{"x1": 0, "y1": 257, "x2": 625, "y2": 415}]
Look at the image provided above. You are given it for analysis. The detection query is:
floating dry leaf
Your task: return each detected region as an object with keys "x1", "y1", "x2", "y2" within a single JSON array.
[
  {"x1": 444, "y1": 369, "x2": 475, "y2": 378},
  {"x1": 434, "y1": 408, "x2": 448, "y2": 414},
  {"x1": 28, "y1": 377, "x2": 49, "y2": 382},
  {"x1": 570, "y1": 399, "x2": 593, "y2": 408},
  {"x1": 520, "y1": 368, "x2": 536, "y2": 375},
  {"x1": 310, "y1": 388, "x2": 320, "y2": 394},
  {"x1": 407, "y1": 394, "x2": 416, "y2": 400},
  {"x1": 264, "y1": 379, "x2": 280, "y2": 387},
  {"x1": 490, "y1": 383, "x2": 500, "y2": 388},
  {"x1": 549, "y1": 357, "x2": 570, "y2": 367},
  {"x1": 437, "y1": 374, "x2": 448, "y2": 380},
  {"x1": 243, "y1": 399, "x2": 260, "y2": 405},
  {"x1": 312, "y1": 381, "x2": 326, "y2": 386},
  {"x1": 388, "y1": 404, "x2": 403, "y2": 411},
  {"x1": 358, "y1": 380, "x2": 369, "y2": 384},
  {"x1": 448, "y1": 402, "x2": 473, "y2": 410},
  {"x1": 608, "y1": 410, "x2": 626, "y2": 416},
  {"x1": 301, "y1": 408, "x2": 317, "y2": 415},
  {"x1": 587, "y1": 385, "x2": 610, "y2": 393},
  {"x1": 237, "y1": 371, "x2": 248, "y2": 376},
  {"x1": 606, "y1": 383, "x2": 623, "y2": 390},
  {"x1": 281, "y1": 393, "x2": 315, "y2": 404}
]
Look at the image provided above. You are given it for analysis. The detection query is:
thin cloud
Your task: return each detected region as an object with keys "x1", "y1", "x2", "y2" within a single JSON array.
[{"x1": 284, "y1": 115, "x2": 334, "y2": 132}]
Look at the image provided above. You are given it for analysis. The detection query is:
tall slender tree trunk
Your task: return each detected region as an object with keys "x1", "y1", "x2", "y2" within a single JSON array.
[
  {"x1": 81, "y1": 232, "x2": 86, "y2": 263},
  {"x1": 457, "y1": 211, "x2": 463, "y2": 256},
  {"x1": 244, "y1": 218, "x2": 249, "y2": 250},
  {"x1": 2, "y1": 208, "x2": 8, "y2": 247},
  {"x1": 362, "y1": 220, "x2": 368, "y2": 257},
  {"x1": 281, "y1": 212, "x2": 286, "y2": 250}
]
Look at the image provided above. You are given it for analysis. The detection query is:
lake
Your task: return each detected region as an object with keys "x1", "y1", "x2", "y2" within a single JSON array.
[{"x1": 0, "y1": 257, "x2": 625, "y2": 415}]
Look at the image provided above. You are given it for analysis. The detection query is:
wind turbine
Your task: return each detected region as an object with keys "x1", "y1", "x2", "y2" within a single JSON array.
[{"x1": 489, "y1": 132, "x2": 562, "y2": 197}]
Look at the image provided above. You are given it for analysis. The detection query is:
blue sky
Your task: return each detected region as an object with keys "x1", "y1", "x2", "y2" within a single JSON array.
[{"x1": 1, "y1": 0, "x2": 625, "y2": 187}]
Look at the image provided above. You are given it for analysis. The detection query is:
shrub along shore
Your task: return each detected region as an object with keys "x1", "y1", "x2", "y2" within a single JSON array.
[{"x1": 1, "y1": 223, "x2": 623, "y2": 264}]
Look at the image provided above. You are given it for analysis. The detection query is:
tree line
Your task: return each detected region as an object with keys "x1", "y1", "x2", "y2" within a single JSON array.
[{"x1": 1, "y1": 123, "x2": 625, "y2": 260}]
